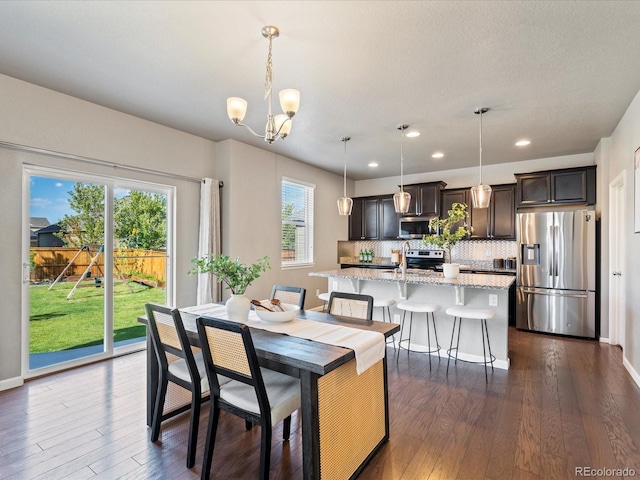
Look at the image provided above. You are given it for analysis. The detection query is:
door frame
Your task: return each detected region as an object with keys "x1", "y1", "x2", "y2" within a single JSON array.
[
  {"x1": 608, "y1": 170, "x2": 627, "y2": 349},
  {"x1": 22, "y1": 165, "x2": 174, "y2": 378}
]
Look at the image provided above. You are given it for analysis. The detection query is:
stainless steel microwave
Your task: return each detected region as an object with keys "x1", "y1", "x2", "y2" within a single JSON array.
[{"x1": 398, "y1": 215, "x2": 438, "y2": 239}]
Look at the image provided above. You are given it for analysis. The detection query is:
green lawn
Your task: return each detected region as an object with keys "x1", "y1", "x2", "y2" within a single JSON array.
[{"x1": 30, "y1": 281, "x2": 165, "y2": 353}]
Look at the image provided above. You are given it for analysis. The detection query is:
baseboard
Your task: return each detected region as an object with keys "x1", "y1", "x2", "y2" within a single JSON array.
[
  {"x1": 623, "y1": 356, "x2": 640, "y2": 389},
  {"x1": 599, "y1": 336, "x2": 610, "y2": 343},
  {"x1": 0, "y1": 376, "x2": 24, "y2": 392}
]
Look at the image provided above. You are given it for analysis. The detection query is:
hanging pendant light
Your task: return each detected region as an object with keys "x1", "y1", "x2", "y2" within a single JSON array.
[
  {"x1": 226, "y1": 26, "x2": 300, "y2": 144},
  {"x1": 337, "y1": 136, "x2": 353, "y2": 215},
  {"x1": 393, "y1": 124, "x2": 411, "y2": 214},
  {"x1": 470, "y1": 108, "x2": 492, "y2": 208}
]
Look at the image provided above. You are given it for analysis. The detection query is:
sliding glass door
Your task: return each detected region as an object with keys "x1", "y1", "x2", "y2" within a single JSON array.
[{"x1": 25, "y1": 168, "x2": 171, "y2": 374}]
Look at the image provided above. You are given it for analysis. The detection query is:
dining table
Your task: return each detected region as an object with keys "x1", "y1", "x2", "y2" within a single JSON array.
[{"x1": 138, "y1": 307, "x2": 399, "y2": 480}]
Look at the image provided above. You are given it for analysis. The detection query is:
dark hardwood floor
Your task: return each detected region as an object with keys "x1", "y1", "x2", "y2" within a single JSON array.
[{"x1": 1, "y1": 328, "x2": 639, "y2": 479}]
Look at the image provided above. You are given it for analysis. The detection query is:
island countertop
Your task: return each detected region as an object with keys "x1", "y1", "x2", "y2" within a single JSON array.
[{"x1": 310, "y1": 267, "x2": 515, "y2": 290}]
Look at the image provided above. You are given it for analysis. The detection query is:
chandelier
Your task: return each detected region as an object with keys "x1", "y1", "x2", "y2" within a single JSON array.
[
  {"x1": 393, "y1": 124, "x2": 411, "y2": 214},
  {"x1": 470, "y1": 107, "x2": 492, "y2": 208},
  {"x1": 226, "y1": 26, "x2": 300, "y2": 144},
  {"x1": 337, "y1": 136, "x2": 353, "y2": 215}
]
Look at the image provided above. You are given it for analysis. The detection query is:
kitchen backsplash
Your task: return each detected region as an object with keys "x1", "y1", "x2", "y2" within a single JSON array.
[{"x1": 338, "y1": 239, "x2": 517, "y2": 264}]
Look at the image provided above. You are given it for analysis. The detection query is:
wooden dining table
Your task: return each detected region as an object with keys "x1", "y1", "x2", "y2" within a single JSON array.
[{"x1": 138, "y1": 308, "x2": 399, "y2": 480}]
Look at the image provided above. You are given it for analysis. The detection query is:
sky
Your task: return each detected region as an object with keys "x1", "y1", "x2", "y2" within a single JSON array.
[
  {"x1": 30, "y1": 176, "x2": 76, "y2": 224},
  {"x1": 29, "y1": 175, "x2": 131, "y2": 225}
]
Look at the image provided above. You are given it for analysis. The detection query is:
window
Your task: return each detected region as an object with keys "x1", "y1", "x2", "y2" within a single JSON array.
[{"x1": 281, "y1": 178, "x2": 314, "y2": 267}]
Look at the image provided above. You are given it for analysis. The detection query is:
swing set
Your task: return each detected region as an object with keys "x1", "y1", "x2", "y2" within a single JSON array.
[{"x1": 48, "y1": 244, "x2": 133, "y2": 299}]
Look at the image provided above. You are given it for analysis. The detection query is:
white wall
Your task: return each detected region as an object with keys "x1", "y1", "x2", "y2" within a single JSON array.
[
  {"x1": 0, "y1": 74, "x2": 217, "y2": 388},
  {"x1": 216, "y1": 139, "x2": 351, "y2": 308},
  {"x1": 608, "y1": 87, "x2": 640, "y2": 383},
  {"x1": 594, "y1": 137, "x2": 611, "y2": 338}
]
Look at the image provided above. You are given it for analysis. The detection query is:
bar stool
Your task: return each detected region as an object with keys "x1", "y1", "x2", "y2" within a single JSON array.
[
  {"x1": 445, "y1": 306, "x2": 496, "y2": 383},
  {"x1": 373, "y1": 298, "x2": 396, "y2": 348},
  {"x1": 396, "y1": 300, "x2": 441, "y2": 370},
  {"x1": 318, "y1": 292, "x2": 330, "y2": 312}
]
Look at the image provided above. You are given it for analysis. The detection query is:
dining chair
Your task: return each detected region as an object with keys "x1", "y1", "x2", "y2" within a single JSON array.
[
  {"x1": 327, "y1": 292, "x2": 374, "y2": 320},
  {"x1": 270, "y1": 284, "x2": 306, "y2": 309},
  {"x1": 144, "y1": 303, "x2": 211, "y2": 469},
  {"x1": 196, "y1": 316, "x2": 301, "y2": 480}
]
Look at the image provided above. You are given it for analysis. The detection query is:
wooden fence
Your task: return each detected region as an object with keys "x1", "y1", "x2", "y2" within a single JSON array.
[{"x1": 30, "y1": 247, "x2": 167, "y2": 283}]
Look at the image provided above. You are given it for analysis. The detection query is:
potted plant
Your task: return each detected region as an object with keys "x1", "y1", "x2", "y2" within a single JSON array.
[
  {"x1": 190, "y1": 254, "x2": 270, "y2": 320},
  {"x1": 422, "y1": 202, "x2": 472, "y2": 278}
]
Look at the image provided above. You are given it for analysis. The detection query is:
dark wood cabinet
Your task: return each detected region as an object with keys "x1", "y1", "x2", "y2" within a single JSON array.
[
  {"x1": 440, "y1": 184, "x2": 516, "y2": 240},
  {"x1": 440, "y1": 188, "x2": 470, "y2": 235},
  {"x1": 515, "y1": 166, "x2": 596, "y2": 207},
  {"x1": 349, "y1": 196, "x2": 397, "y2": 240},
  {"x1": 470, "y1": 184, "x2": 516, "y2": 239},
  {"x1": 401, "y1": 181, "x2": 446, "y2": 217},
  {"x1": 379, "y1": 195, "x2": 400, "y2": 240}
]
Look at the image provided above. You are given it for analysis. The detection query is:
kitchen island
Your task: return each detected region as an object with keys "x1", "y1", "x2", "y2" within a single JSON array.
[{"x1": 310, "y1": 268, "x2": 515, "y2": 369}]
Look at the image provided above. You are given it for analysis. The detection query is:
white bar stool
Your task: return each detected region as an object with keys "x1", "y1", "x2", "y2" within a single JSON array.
[
  {"x1": 318, "y1": 292, "x2": 330, "y2": 312},
  {"x1": 445, "y1": 306, "x2": 496, "y2": 383},
  {"x1": 373, "y1": 298, "x2": 396, "y2": 348},
  {"x1": 396, "y1": 300, "x2": 441, "y2": 370}
]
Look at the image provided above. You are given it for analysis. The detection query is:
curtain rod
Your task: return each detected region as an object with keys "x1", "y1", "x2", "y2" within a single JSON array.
[{"x1": 0, "y1": 140, "x2": 223, "y2": 187}]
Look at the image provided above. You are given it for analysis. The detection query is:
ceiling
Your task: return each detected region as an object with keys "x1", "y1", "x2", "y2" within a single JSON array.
[{"x1": 1, "y1": 1, "x2": 640, "y2": 181}]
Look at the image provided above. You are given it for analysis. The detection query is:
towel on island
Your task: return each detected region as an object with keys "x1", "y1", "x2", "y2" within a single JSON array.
[{"x1": 180, "y1": 303, "x2": 386, "y2": 375}]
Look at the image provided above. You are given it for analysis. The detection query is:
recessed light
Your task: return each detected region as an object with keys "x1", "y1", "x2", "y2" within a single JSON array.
[
  {"x1": 515, "y1": 139, "x2": 531, "y2": 147},
  {"x1": 432, "y1": 152, "x2": 444, "y2": 159},
  {"x1": 368, "y1": 162, "x2": 378, "y2": 168},
  {"x1": 405, "y1": 131, "x2": 420, "y2": 138}
]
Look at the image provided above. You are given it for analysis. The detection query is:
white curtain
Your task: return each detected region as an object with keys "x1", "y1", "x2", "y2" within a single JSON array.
[{"x1": 196, "y1": 178, "x2": 221, "y2": 305}]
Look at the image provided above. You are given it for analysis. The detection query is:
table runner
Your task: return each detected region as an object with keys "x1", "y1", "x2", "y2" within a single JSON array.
[{"x1": 180, "y1": 303, "x2": 386, "y2": 375}]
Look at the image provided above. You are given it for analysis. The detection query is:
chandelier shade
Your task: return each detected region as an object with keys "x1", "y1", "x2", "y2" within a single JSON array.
[
  {"x1": 471, "y1": 108, "x2": 492, "y2": 209},
  {"x1": 226, "y1": 26, "x2": 300, "y2": 144},
  {"x1": 394, "y1": 124, "x2": 411, "y2": 214},
  {"x1": 337, "y1": 136, "x2": 353, "y2": 215}
]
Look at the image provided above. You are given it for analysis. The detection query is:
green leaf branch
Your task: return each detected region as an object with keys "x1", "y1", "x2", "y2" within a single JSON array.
[
  {"x1": 190, "y1": 254, "x2": 271, "y2": 295},
  {"x1": 422, "y1": 202, "x2": 473, "y2": 262}
]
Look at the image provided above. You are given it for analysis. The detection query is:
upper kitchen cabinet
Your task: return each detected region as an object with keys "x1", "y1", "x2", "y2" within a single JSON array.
[
  {"x1": 379, "y1": 195, "x2": 400, "y2": 240},
  {"x1": 440, "y1": 188, "x2": 470, "y2": 235},
  {"x1": 348, "y1": 196, "x2": 400, "y2": 240},
  {"x1": 470, "y1": 184, "x2": 516, "y2": 240},
  {"x1": 515, "y1": 166, "x2": 596, "y2": 208},
  {"x1": 348, "y1": 197, "x2": 379, "y2": 240},
  {"x1": 402, "y1": 181, "x2": 447, "y2": 217}
]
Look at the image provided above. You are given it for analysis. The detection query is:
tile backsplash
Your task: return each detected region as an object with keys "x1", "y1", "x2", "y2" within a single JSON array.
[{"x1": 338, "y1": 239, "x2": 517, "y2": 264}]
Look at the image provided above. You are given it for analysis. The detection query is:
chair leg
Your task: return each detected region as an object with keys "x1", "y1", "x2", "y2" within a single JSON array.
[
  {"x1": 150, "y1": 375, "x2": 168, "y2": 442},
  {"x1": 259, "y1": 422, "x2": 272, "y2": 480},
  {"x1": 396, "y1": 310, "x2": 408, "y2": 363},
  {"x1": 484, "y1": 319, "x2": 495, "y2": 372},
  {"x1": 201, "y1": 400, "x2": 220, "y2": 480},
  {"x1": 283, "y1": 415, "x2": 292, "y2": 441},
  {"x1": 446, "y1": 317, "x2": 458, "y2": 375},
  {"x1": 425, "y1": 312, "x2": 432, "y2": 371},
  {"x1": 455, "y1": 318, "x2": 462, "y2": 365},
  {"x1": 186, "y1": 392, "x2": 201, "y2": 468},
  {"x1": 481, "y1": 319, "x2": 489, "y2": 383}
]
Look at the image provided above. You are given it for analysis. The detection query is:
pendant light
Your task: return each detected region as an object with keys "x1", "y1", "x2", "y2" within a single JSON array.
[
  {"x1": 393, "y1": 124, "x2": 411, "y2": 213},
  {"x1": 470, "y1": 108, "x2": 492, "y2": 208},
  {"x1": 337, "y1": 136, "x2": 353, "y2": 215}
]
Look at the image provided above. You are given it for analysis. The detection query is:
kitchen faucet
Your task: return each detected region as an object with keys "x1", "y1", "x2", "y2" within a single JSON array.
[{"x1": 400, "y1": 240, "x2": 411, "y2": 280}]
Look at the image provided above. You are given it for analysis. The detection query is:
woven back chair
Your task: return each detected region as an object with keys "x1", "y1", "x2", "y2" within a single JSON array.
[
  {"x1": 197, "y1": 316, "x2": 301, "y2": 480},
  {"x1": 327, "y1": 292, "x2": 374, "y2": 320},
  {"x1": 144, "y1": 303, "x2": 209, "y2": 468},
  {"x1": 270, "y1": 284, "x2": 306, "y2": 309}
]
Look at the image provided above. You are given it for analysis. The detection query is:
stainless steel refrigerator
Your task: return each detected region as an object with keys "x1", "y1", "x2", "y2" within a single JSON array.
[{"x1": 516, "y1": 209, "x2": 597, "y2": 338}]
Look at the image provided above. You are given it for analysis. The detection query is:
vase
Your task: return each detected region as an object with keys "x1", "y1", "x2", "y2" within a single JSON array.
[
  {"x1": 225, "y1": 294, "x2": 251, "y2": 321},
  {"x1": 442, "y1": 263, "x2": 460, "y2": 279}
]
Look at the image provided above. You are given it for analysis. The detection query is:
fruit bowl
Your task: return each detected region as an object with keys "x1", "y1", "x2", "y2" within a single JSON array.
[{"x1": 254, "y1": 302, "x2": 299, "y2": 323}]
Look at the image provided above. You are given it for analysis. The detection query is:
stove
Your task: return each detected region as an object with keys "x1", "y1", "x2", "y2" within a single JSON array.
[{"x1": 405, "y1": 249, "x2": 445, "y2": 270}]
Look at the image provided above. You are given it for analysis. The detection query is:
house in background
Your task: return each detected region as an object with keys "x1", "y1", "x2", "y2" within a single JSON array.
[
  {"x1": 34, "y1": 224, "x2": 65, "y2": 247},
  {"x1": 29, "y1": 217, "x2": 49, "y2": 247}
]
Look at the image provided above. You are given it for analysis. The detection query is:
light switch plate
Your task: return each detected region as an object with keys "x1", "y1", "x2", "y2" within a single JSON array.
[{"x1": 489, "y1": 294, "x2": 498, "y2": 306}]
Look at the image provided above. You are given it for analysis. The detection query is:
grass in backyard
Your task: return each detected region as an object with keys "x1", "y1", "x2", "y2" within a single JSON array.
[{"x1": 30, "y1": 280, "x2": 165, "y2": 353}]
